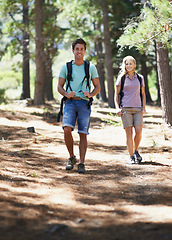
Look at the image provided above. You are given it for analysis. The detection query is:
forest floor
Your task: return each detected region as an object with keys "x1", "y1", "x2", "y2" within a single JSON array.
[{"x1": 0, "y1": 100, "x2": 172, "y2": 240}]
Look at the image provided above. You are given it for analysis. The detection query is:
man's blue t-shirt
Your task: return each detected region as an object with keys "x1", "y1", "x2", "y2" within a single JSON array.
[{"x1": 59, "y1": 61, "x2": 99, "y2": 100}]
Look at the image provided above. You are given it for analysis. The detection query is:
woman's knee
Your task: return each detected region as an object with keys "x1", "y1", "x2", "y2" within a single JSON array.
[
  {"x1": 134, "y1": 125, "x2": 142, "y2": 135},
  {"x1": 125, "y1": 127, "x2": 132, "y2": 137}
]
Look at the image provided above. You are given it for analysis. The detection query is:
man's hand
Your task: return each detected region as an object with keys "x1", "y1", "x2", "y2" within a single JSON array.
[
  {"x1": 66, "y1": 91, "x2": 75, "y2": 98},
  {"x1": 82, "y1": 91, "x2": 91, "y2": 98}
]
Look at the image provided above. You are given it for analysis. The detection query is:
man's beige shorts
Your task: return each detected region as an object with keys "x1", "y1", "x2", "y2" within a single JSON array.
[{"x1": 121, "y1": 107, "x2": 143, "y2": 129}]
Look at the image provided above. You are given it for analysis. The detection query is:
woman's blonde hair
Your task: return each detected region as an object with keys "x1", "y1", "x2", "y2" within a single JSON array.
[{"x1": 118, "y1": 56, "x2": 136, "y2": 78}]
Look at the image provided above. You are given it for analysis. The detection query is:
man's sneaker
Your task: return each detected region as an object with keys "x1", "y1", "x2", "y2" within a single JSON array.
[
  {"x1": 78, "y1": 163, "x2": 85, "y2": 174},
  {"x1": 66, "y1": 156, "x2": 77, "y2": 170},
  {"x1": 127, "y1": 155, "x2": 136, "y2": 165},
  {"x1": 134, "y1": 150, "x2": 142, "y2": 163}
]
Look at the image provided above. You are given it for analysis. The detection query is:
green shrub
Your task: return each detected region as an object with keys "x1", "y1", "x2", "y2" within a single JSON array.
[
  {"x1": 0, "y1": 71, "x2": 22, "y2": 89},
  {"x1": 0, "y1": 88, "x2": 6, "y2": 103}
]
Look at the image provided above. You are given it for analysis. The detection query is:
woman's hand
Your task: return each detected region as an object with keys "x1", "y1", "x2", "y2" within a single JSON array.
[
  {"x1": 142, "y1": 107, "x2": 146, "y2": 115},
  {"x1": 116, "y1": 108, "x2": 122, "y2": 117}
]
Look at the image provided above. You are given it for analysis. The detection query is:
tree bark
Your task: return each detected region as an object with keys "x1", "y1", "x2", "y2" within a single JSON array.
[
  {"x1": 156, "y1": 43, "x2": 172, "y2": 126},
  {"x1": 34, "y1": 0, "x2": 46, "y2": 105},
  {"x1": 45, "y1": 55, "x2": 54, "y2": 100},
  {"x1": 21, "y1": 1, "x2": 30, "y2": 100},
  {"x1": 95, "y1": 24, "x2": 107, "y2": 102},
  {"x1": 102, "y1": 0, "x2": 115, "y2": 108},
  {"x1": 154, "y1": 41, "x2": 161, "y2": 103}
]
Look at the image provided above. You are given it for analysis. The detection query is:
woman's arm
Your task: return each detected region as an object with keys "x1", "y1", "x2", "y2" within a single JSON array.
[
  {"x1": 115, "y1": 85, "x2": 122, "y2": 116},
  {"x1": 141, "y1": 86, "x2": 146, "y2": 114}
]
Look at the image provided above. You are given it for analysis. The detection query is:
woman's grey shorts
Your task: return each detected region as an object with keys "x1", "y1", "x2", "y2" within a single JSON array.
[{"x1": 121, "y1": 107, "x2": 143, "y2": 129}]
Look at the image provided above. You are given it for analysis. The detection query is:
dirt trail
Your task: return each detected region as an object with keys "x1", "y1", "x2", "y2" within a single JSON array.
[{"x1": 0, "y1": 101, "x2": 172, "y2": 240}]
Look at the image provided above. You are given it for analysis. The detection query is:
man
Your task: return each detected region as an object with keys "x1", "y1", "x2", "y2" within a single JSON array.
[{"x1": 58, "y1": 38, "x2": 100, "y2": 174}]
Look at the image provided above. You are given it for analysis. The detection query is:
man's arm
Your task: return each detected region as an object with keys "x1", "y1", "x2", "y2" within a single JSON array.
[
  {"x1": 83, "y1": 77, "x2": 100, "y2": 98},
  {"x1": 57, "y1": 77, "x2": 75, "y2": 98}
]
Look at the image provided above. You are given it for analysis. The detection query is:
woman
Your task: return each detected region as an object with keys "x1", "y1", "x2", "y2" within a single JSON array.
[{"x1": 115, "y1": 56, "x2": 146, "y2": 164}]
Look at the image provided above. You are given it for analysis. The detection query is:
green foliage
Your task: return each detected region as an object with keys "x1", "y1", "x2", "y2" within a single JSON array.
[
  {"x1": 58, "y1": 0, "x2": 102, "y2": 48},
  {"x1": 110, "y1": 0, "x2": 142, "y2": 57},
  {"x1": 0, "y1": 88, "x2": 6, "y2": 103},
  {"x1": 0, "y1": 70, "x2": 22, "y2": 89},
  {"x1": 117, "y1": 0, "x2": 172, "y2": 53},
  {"x1": 0, "y1": 69, "x2": 22, "y2": 99},
  {"x1": 1, "y1": 0, "x2": 64, "y2": 69},
  {"x1": 42, "y1": 1, "x2": 65, "y2": 61},
  {"x1": 1, "y1": 1, "x2": 24, "y2": 57}
]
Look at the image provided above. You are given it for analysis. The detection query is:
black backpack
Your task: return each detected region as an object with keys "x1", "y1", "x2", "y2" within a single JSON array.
[
  {"x1": 118, "y1": 73, "x2": 143, "y2": 107},
  {"x1": 57, "y1": 60, "x2": 93, "y2": 122}
]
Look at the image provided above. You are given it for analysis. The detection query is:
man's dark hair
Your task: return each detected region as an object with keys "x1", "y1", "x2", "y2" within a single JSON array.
[{"x1": 72, "y1": 38, "x2": 86, "y2": 50}]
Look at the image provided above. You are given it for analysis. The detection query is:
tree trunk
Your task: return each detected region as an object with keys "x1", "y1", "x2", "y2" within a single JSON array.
[
  {"x1": 140, "y1": 55, "x2": 153, "y2": 103},
  {"x1": 95, "y1": 24, "x2": 107, "y2": 102},
  {"x1": 102, "y1": 0, "x2": 115, "y2": 108},
  {"x1": 34, "y1": 0, "x2": 46, "y2": 105},
  {"x1": 45, "y1": 55, "x2": 54, "y2": 100},
  {"x1": 155, "y1": 62, "x2": 161, "y2": 104},
  {"x1": 21, "y1": 1, "x2": 30, "y2": 100},
  {"x1": 154, "y1": 41, "x2": 161, "y2": 103},
  {"x1": 156, "y1": 43, "x2": 172, "y2": 126}
]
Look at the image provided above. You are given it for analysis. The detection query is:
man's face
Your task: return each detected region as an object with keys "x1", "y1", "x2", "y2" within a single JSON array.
[{"x1": 72, "y1": 43, "x2": 86, "y2": 60}]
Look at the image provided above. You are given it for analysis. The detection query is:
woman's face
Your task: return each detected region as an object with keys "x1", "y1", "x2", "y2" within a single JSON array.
[{"x1": 125, "y1": 59, "x2": 136, "y2": 73}]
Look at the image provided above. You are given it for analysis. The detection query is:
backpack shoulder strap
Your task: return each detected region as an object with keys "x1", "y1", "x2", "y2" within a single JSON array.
[
  {"x1": 66, "y1": 60, "x2": 73, "y2": 81},
  {"x1": 136, "y1": 73, "x2": 143, "y2": 105},
  {"x1": 118, "y1": 75, "x2": 125, "y2": 107},
  {"x1": 136, "y1": 73, "x2": 142, "y2": 84},
  {"x1": 66, "y1": 60, "x2": 91, "y2": 92},
  {"x1": 120, "y1": 74, "x2": 126, "y2": 93},
  {"x1": 66, "y1": 60, "x2": 73, "y2": 91},
  {"x1": 84, "y1": 60, "x2": 90, "y2": 91}
]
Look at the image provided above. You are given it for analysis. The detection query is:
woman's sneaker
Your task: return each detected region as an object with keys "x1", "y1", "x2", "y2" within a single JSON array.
[
  {"x1": 78, "y1": 163, "x2": 85, "y2": 174},
  {"x1": 66, "y1": 156, "x2": 77, "y2": 170},
  {"x1": 127, "y1": 155, "x2": 136, "y2": 165},
  {"x1": 134, "y1": 150, "x2": 142, "y2": 163}
]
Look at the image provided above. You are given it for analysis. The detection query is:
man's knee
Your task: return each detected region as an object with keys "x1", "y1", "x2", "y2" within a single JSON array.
[
  {"x1": 64, "y1": 126, "x2": 72, "y2": 134},
  {"x1": 79, "y1": 132, "x2": 87, "y2": 140}
]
